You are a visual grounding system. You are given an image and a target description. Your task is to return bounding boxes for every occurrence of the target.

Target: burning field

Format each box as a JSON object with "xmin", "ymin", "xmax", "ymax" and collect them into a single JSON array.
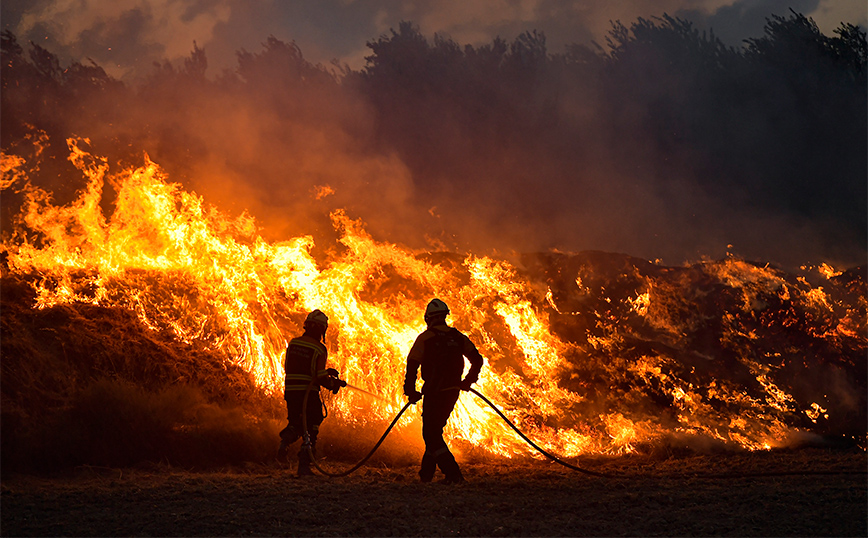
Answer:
[
  {"xmin": 1, "ymin": 139, "xmax": 865, "ymax": 472},
  {"xmin": 1, "ymin": 11, "xmax": 867, "ymax": 536}
]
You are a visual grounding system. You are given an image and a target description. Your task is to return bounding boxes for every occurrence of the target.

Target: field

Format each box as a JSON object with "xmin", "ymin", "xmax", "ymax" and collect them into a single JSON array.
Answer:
[{"xmin": 2, "ymin": 448, "xmax": 865, "ymax": 537}]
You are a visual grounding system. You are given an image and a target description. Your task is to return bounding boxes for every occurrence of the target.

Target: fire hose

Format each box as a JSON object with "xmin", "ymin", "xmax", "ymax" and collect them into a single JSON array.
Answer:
[
  {"xmin": 298, "ymin": 381, "xmax": 613, "ymax": 478},
  {"xmin": 467, "ymin": 388, "xmax": 614, "ymax": 478},
  {"xmin": 300, "ymin": 379, "xmax": 413, "ymax": 478},
  {"xmin": 298, "ymin": 383, "xmax": 868, "ymax": 480}
]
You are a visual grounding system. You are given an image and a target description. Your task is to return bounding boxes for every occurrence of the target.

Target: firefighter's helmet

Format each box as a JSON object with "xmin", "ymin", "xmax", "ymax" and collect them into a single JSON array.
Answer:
[
  {"xmin": 424, "ymin": 298, "xmax": 450, "ymax": 322},
  {"xmin": 304, "ymin": 309, "xmax": 329, "ymax": 331}
]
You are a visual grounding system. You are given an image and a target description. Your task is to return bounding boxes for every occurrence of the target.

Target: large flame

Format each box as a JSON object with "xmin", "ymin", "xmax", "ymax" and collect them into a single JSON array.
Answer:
[{"xmin": 2, "ymin": 139, "xmax": 864, "ymax": 458}]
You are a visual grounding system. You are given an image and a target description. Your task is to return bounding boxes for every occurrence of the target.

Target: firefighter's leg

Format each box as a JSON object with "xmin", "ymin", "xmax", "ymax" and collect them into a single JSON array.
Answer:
[
  {"xmin": 421, "ymin": 390, "xmax": 463, "ymax": 482},
  {"xmin": 297, "ymin": 393, "xmax": 324, "ymax": 476},
  {"xmin": 296, "ymin": 426, "xmax": 316, "ymax": 476},
  {"xmin": 278, "ymin": 397, "xmax": 303, "ymax": 460}
]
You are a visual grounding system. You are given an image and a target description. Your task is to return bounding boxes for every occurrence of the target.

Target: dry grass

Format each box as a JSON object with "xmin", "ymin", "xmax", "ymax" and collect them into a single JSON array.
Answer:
[
  {"xmin": 1, "ymin": 275, "xmax": 282, "ymax": 473},
  {"xmin": 1, "ymin": 449, "xmax": 865, "ymax": 537}
]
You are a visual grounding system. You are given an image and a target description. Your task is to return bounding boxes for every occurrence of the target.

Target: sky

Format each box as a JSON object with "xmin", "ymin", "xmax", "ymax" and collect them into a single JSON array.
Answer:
[{"xmin": 3, "ymin": 0, "xmax": 866, "ymax": 81}]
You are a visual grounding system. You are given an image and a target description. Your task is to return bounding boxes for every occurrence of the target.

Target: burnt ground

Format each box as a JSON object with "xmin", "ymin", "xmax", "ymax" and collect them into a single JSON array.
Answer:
[{"xmin": 1, "ymin": 448, "xmax": 865, "ymax": 537}]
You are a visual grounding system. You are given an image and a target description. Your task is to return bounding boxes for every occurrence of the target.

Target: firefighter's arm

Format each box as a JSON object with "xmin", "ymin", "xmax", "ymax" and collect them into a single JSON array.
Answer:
[
  {"xmin": 403, "ymin": 334, "xmax": 425, "ymax": 403},
  {"xmin": 316, "ymin": 352, "xmax": 346, "ymax": 394},
  {"xmin": 459, "ymin": 337, "xmax": 484, "ymax": 390},
  {"xmin": 404, "ymin": 360, "xmax": 422, "ymax": 403}
]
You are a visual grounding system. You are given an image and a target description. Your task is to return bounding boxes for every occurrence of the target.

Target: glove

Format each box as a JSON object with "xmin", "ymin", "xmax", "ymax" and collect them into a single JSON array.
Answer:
[
  {"xmin": 459, "ymin": 378, "xmax": 475, "ymax": 391},
  {"xmin": 322, "ymin": 370, "xmax": 346, "ymax": 394},
  {"xmin": 406, "ymin": 390, "xmax": 422, "ymax": 404},
  {"xmin": 403, "ymin": 381, "xmax": 416, "ymax": 396},
  {"xmin": 331, "ymin": 378, "xmax": 347, "ymax": 394}
]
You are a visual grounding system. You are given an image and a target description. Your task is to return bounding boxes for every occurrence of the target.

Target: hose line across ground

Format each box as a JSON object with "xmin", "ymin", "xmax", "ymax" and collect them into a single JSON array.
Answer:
[
  {"xmin": 468, "ymin": 388, "xmax": 615, "ymax": 478},
  {"xmin": 299, "ymin": 383, "xmax": 612, "ymax": 478},
  {"xmin": 299, "ymin": 385, "xmax": 865, "ymax": 480}
]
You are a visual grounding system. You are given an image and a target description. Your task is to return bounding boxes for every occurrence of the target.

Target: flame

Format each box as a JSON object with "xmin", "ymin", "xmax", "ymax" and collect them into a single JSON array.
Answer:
[
  {"xmin": 312, "ymin": 185, "xmax": 334, "ymax": 200},
  {"xmin": 1, "ymin": 139, "xmax": 864, "ymax": 458},
  {"xmin": 817, "ymin": 263, "xmax": 843, "ymax": 279}
]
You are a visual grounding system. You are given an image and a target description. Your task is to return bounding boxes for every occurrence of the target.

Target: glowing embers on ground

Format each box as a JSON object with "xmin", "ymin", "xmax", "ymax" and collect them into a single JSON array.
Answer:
[{"xmin": 2, "ymin": 139, "xmax": 865, "ymax": 458}]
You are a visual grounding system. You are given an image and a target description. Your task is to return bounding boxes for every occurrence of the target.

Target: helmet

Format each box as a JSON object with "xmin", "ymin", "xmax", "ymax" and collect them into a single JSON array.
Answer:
[
  {"xmin": 424, "ymin": 298, "xmax": 450, "ymax": 322},
  {"xmin": 304, "ymin": 309, "xmax": 329, "ymax": 330}
]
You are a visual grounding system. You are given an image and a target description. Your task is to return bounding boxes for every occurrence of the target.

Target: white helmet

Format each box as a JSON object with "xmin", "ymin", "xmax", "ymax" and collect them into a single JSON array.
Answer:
[
  {"xmin": 424, "ymin": 298, "xmax": 450, "ymax": 322},
  {"xmin": 304, "ymin": 309, "xmax": 329, "ymax": 330}
]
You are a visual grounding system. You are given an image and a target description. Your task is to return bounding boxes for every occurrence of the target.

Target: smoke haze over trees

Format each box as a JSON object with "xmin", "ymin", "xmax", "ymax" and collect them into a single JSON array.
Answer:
[{"xmin": 2, "ymin": 11, "xmax": 866, "ymax": 269}]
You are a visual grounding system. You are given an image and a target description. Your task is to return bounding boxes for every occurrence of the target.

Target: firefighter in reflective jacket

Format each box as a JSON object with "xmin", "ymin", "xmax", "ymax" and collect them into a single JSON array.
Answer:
[
  {"xmin": 404, "ymin": 299, "xmax": 484, "ymax": 483},
  {"xmin": 278, "ymin": 309, "xmax": 345, "ymax": 476}
]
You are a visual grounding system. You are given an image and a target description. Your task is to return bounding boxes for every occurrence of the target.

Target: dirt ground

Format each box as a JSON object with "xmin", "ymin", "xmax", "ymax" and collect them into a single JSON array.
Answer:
[{"xmin": 1, "ymin": 448, "xmax": 865, "ymax": 537}]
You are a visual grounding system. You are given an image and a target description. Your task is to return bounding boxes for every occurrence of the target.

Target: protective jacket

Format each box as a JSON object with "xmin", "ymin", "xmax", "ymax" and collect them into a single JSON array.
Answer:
[
  {"xmin": 404, "ymin": 323, "xmax": 483, "ymax": 395},
  {"xmin": 285, "ymin": 334, "xmax": 329, "ymax": 397}
]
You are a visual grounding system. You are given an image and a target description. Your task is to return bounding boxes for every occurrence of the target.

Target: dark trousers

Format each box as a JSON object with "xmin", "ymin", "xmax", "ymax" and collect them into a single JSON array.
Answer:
[
  {"xmin": 279, "ymin": 390, "xmax": 324, "ymax": 462},
  {"xmin": 420, "ymin": 389, "xmax": 462, "ymax": 481}
]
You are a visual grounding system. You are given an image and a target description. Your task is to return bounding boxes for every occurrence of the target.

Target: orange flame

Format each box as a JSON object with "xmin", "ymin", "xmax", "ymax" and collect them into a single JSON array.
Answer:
[{"xmin": 2, "ymin": 139, "xmax": 862, "ymax": 457}]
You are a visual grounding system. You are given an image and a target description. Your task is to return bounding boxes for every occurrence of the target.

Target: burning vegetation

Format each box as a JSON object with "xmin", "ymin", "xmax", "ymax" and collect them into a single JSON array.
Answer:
[
  {"xmin": 1, "ymin": 12, "xmax": 866, "ymax": 472},
  {"xmin": 1, "ymin": 138, "xmax": 864, "ymax": 472}
]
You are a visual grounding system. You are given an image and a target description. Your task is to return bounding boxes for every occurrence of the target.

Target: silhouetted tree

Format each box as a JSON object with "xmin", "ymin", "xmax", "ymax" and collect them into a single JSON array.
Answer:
[
  {"xmin": 829, "ymin": 23, "xmax": 867, "ymax": 78},
  {"xmin": 184, "ymin": 41, "xmax": 208, "ymax": 80}
]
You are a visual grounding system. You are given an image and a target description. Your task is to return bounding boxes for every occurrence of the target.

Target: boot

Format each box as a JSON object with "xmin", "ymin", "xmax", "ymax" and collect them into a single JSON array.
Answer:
[
  {"xmin": 297, "ymin": 444, "xmax": 314, "ymax": 477},
  {"xmin": 297, "ymin": 461, "xmax": 314, "ymax": 476},
  {"xmin": 440, "ymin": 469, "xmax": 465, "ymax": 484},
  {"xmin": 436, "ymin": 450, "xmax": 464, "ymax": 484},
  {"xmin": 419, "ymin": 452, "xmax": 436, "ymax": 483}
]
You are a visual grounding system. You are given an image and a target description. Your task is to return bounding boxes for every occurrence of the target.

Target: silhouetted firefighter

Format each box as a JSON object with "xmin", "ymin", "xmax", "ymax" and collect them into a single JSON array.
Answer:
[
  {"xmin": 278, "ymin": 309, "xmax": 346, "ymax": 476},
  {"xmin": 404, "ymin": 299, "xmax": 485, "ymax": 483}
]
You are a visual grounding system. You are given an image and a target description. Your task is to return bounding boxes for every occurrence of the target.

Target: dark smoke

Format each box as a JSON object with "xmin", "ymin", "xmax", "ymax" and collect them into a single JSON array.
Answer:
[{"xmin": 1, "ymin": 11, "xmax": 866, "ymax": 270}]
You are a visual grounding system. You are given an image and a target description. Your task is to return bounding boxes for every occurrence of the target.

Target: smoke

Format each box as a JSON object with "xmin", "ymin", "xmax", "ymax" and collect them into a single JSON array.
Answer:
[
  {"xmin": 2, "ymin": 8, "xmax": 866, "ymax": 270},
  {"xmin": 123, "ymin": 76, "xmax": 421, "ymax": 247},
  {"xmin": 6, "ymin": 0, "xmax": 233, "ymax": 80}
]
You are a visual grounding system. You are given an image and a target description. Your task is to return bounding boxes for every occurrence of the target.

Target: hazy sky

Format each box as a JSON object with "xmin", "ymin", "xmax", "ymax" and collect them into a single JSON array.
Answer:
[{"xmin": 3, "ymin": 0, "xmax": 865, "ymax": 81}]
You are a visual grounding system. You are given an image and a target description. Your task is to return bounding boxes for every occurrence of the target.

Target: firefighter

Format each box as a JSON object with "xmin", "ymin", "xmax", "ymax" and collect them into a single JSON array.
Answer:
[
  {"xmin": 404, "ymin": 298, "xmax": 484, "ymax": 483},
  {"xmin": 278, "ymin": 309, "xmax": 345, "ymax": 476}
]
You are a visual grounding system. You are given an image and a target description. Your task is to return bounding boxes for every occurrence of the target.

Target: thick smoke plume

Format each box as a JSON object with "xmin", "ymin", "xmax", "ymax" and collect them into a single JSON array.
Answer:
[{"xmin": 2, "ymin": 12, "xmax": 865, "ymax": 270}]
